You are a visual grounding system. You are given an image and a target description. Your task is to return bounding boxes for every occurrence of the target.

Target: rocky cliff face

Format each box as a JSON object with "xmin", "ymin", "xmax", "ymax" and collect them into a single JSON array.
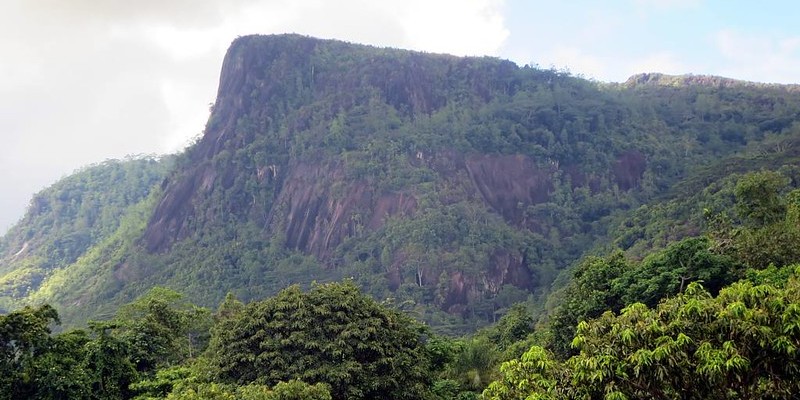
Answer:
[
  {"xmin": 144, "ymin": 35, "xmax": 551, "ymax": 253},
  {"xmin": 625, "ymin": 72, "xmax": 800, "ymax": 92},
  {"xmin": 41, "ymin": 33, "xmax": 774, "ymax": 331},
  {"xmin": 144, "ymin": 35, "xmax": 520, "ymax": 253},
  {"xmin": 267, "ymin": 161, "xmax": 418, "ymax": 258},
  {"xmin": 9, "ymin": 34, "xmax": 800, "ymax": 330},
  {"xmin": 465, "ymin": 153, "xmax": 554, "ymax": 224},
  {"xmin": 134, "ymin": 35, "xmax": 657, "ymax": 321}
]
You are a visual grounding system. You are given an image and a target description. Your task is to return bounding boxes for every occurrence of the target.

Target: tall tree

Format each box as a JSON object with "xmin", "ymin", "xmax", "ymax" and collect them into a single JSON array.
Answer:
[
  {"xmin": 734, "ymin": 170, "xmax": 787, "ymax": 227},
  {"xmin": 0, "ymin": 305, "xmax": 60, "ymax": 398},
  {"xmin": 113, "ymin": 287, "xmax": 211, "ymax": 372},
  {"xmin": 486, "ymin": 274, "xmax": 800, "ymax": 399},
  {"xmin": 207, "ymin": 281, "xmax": 435, "ymax": 400}
]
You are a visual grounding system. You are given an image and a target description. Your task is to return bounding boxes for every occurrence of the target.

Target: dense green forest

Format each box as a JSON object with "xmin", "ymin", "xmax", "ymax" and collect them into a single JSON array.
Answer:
[
  {"xmin": 3, "ymin": 34, "xmax": 800, "ymax": 398},
  {"xmin": 0, "ymin": 157, "xmax": 172, "ymax": 314},
  {"xmin": 4, "ymin": 35, "xmax": 800, "ymax": 333},
  {"xmin": 4, "ymin": 174, "xmax": 800, "ymax": 398}
]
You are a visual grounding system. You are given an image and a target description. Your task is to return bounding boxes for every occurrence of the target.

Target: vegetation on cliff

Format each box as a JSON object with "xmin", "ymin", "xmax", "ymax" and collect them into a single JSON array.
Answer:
[
  {"xmin": 0, "ymin": 30, "xmax": 800, "ymax": 368},
  {"xmin": 0, "ymin": 157, "xmax": 171, "ymax": 314},
  {"xmin": 3, "ymin": 169, "xmax": 800, "ymax": 399},
  {"xmin": 2, "ymin": 34, "xmax": 800, "ymax": 340}
]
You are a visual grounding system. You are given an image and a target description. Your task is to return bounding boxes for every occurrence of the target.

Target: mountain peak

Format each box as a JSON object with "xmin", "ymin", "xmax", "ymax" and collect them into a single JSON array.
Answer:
[
  {"xmin": 6, "ymin": 36, "xmax": 800, "ymax": 332},
  {"xmin": 624, "ymin": 72, "xmax": 800, "ymax": 91}
]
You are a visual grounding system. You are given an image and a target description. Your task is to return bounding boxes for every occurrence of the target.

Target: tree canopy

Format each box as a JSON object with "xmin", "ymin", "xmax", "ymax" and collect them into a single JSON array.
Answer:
[
  {"xmin": 486, "ymin": 268, "xmax": 800, "ymax": 399},
  {"xmin": 207, "ymin": 281, "xmax": 435, "ymax": 400}
]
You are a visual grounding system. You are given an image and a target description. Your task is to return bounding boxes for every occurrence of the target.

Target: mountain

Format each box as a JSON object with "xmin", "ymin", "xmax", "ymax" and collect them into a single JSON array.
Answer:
[
  {"xmin": 0, "ymin": 158, "xmax": 171, "ymax": 314},
  {"xmin": 2, "ymin": 34, "xmax": 800, "ymax": 332}
]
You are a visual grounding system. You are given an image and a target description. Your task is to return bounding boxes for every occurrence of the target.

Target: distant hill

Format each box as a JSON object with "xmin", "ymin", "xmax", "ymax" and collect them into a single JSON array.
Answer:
[
  {"xmin": 2, "ymin": 34, "xmax": 800, "ymax": 332},
  {"xmin": 0, "ymin": 157, "xmax": 171, "ymax": 314}
]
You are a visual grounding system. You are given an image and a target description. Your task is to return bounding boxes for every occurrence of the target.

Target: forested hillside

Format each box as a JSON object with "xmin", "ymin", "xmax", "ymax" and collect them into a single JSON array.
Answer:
[
  {"xmin": 0, "ymin": 157, "xmax": 172, "ymax": 315},
  {"xmin": 2, "ymin": 34, "xmax": 800, "ymax": 336},
  {"xmin": 484, "ymin": 169, "xmax": 800, "ymax": 399},
  {"xmin": 5, "ymin": 198, "xmax": 800, "ymax": 399}
]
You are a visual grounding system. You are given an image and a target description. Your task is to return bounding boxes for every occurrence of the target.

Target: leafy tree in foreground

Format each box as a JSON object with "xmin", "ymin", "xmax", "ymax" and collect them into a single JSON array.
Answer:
[
  {"xmin": 710, "ymin": 171, "xmax": 800, "ymax": 269},
  {"xmin": 84, "ymin": 322, "xmax": 138, "ymax": 399},
  {"xmin": 164, "ymin": 380, "xmax": 331, "ymax": 400},
  {"xmin": 485, "ymin": 269, "xmax": 800, "ymax": 399},
  {"xmin": 258, "ymin": 380, "xmax": 332, "ymax": 400},
  {"xmin": 207, "ymin": 281, "xmax": 434, "ymax": 400},
  {"xmin": 548, "ymin": 237, "xmax": 742, "ymax": 359},
  {"xmin": 442, "ymin": 337, "xmax": 499, "ymax": 393},
  {"xmin": 617, "ymin": 236, "xmax": 741, "ymax": 307},
  {"xmin": 113, "ymin": 287, "xmax": 211, "ymax": 372},
  {"xmin": 0, "ymin": 306, "xmax": 136, "ymax": 400},
  {"xmin": 547, "ymin": 252, "xmax": 630, "ymax": 358},
  {"xmin": 0, "ymin": 287, "xmax": 215, "ymax": 400},
  {"xmin": 0, "ymin": 304, "xmax": 61, "ymax": 398}
]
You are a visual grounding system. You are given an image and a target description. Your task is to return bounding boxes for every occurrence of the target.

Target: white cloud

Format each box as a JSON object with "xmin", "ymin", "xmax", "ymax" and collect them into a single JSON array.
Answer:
[
  {"xmin": 631, "ymin": 0, "xmax": 701, "ymax": 12},
  {"xmin": 397, "ymin": 0, "xmax": 509, "ymax": 56},
  {"xmin": 712, "ymin": 29, "xmax": 800, "ymax": 83},
  {"xmin": 544, "ymin": 47, "xmax": 608, "ymax": 79},
  {"xmin": 627, "ymin": 51, "xmax": 690, "ymax": 77}
]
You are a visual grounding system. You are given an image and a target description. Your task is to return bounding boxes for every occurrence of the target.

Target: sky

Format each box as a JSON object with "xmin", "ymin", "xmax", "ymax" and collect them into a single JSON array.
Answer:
[{"xmin": 1, "ymin": 0, "xmax": 800, "ymax": 233}]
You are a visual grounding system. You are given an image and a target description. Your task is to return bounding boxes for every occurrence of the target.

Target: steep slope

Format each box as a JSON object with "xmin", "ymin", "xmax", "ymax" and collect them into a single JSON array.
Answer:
[
  {"xmin": 4, "ymin": 34, "xmax": 800, "ymax": 331},
  {"xmin": 0, "ymin": 157, "xmax": 171, "ymax": 313},
  {"xmin": 604, "ymin": 134, "xmax": 800, "ymax": 259}
]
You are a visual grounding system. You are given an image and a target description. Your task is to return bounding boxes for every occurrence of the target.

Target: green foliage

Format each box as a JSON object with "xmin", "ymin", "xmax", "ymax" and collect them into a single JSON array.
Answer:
[
  {"xmin": 131, "ymin": 366, "xmax": 193, "ymax": 399},
  {"xmin": 207, "ymin": 281, "xmax": 434, "ymax": 400},
  {"xmin": 423, "ymin": 305, "xmax": 539, "ymax": 397},
  {"xmin": 0, "ymin": 157, "xmax": 171, "ymax": 309},
  {"xmin": 165, "ymin": 380, "xmax": 331, "ymax": 400},
  {"xmin": 441, "ymin": 337, "xmax": 499, "ymax": 392},
  {"xmin": 113, "ymin": 287, "xmax": 212, "ymax": 372},
  {"xmin": 260, "ymin": 380, "xmax": 332, "ymax": 400},
  {"xmin": 32, "ymin": 329, "xmax": 93, "ymax": 399},
  {"xmin": 483, "ymin": 346, "xmax": 562, "ymax": 400},
  {"xmin": 84, "ymin": 322, "xmax": 139, "ymax": 399},
  {"xmin": 548, "ymin": 237, "xmax": 742, "ymax": 358},
  {"xmin": 0, "ymin": 304, "xmax": 61, "ymax": 398},
  {"xmin": 7, "ymin": 35, "xmax": 800, "ymax": 336},
  {"xmin": 430, "ymin": 379, "xmax": 480, "ymax": 400},
  {"xmin": 709, "ymin": 171, "xmax": 800, "ymax": 269},
  {"xmin": 745, "ymin": 264, "xmax": 799, "ymax": 287},
  {"xmin": 165, "ymin": 382, "xmax": 238, "ymax": 400},
  {"xmin": 0, "ymin": 285, "xmax": 222, "ymax": 400},
  {"xmin": 734, "ymin": 170, "xmax": 788, "ymax": 227},
  {"xmin": 335, "ymin": 199, "xmax": 542, "ymax": 333},
  {"xmin": 483, "ymin": 304, "xmax": 536, "ymax": 352},
  {"xmin": 548, "ymin": 252, "xmax": 630, "ymax": 358},
  {"xmin": 25, "ymin": 186, "xmax": 167, "ymax": 326},
  {"xmin": 487, "ymin": 271, "xmax": 800, "ymax": 399},
  {"xmin": 618, "ymin": 237, "xmax": 741, "ymax": 305},
  {"xmin": 605, "ymin": 139, "xmax": 800, "ymax": 260},
  {"xmin": 0, "ymin": 306, "xmax": 137, "ymax": 400}
]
